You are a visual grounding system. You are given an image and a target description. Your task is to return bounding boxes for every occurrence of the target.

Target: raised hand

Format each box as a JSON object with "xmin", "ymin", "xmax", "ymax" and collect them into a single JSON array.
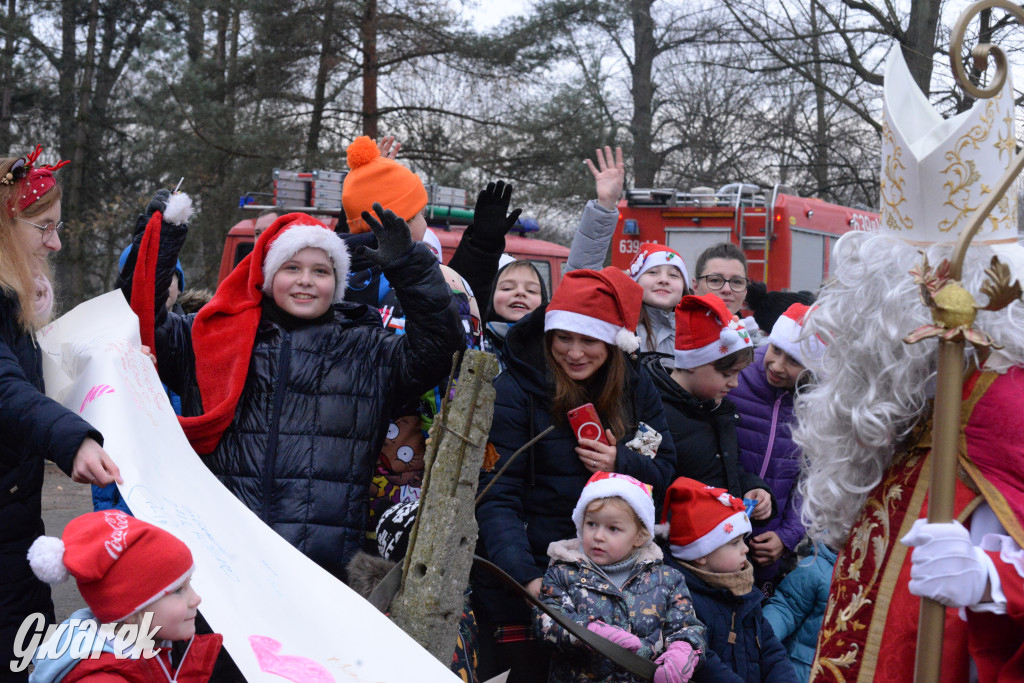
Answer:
[
  {"xmin": 359, "ymin": 202, "xmax": 415, "ymax": 267},
  {"xmin": 585, "ymin": 146, "xmax": 625, "ymax": 211},
  {"xmin": 471, "ymin": 180, "xmax": 523, "ymax": 252}
]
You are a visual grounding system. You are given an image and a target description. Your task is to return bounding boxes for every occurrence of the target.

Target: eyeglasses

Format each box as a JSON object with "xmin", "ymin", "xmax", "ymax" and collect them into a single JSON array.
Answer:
[
  {"xmin": 697, "ymin": 274, "xmax": 748, "ymax": 292},
  {"xmin": 20, "ymin": 218, "xmax": 64, "ymax": 242}
]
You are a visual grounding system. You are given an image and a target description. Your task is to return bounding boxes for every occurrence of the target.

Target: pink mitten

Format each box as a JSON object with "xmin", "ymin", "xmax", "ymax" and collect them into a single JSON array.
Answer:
[
  {"xmin": 654, "ymin": 641, "xmax": 699, "ymax": 683},
  {"xmin": 586, "ymin": 621, "xmax": 642, "ymax": 652}
]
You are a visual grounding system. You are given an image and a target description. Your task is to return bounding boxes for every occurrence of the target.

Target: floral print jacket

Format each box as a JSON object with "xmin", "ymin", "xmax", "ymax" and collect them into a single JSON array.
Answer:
[{"xmin": 534, "ymin": 539, "xmax": 706, "ymax": 682}]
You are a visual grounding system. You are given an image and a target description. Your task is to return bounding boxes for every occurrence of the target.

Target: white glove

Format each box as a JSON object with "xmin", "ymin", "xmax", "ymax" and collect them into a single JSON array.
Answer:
[{"xmin": 900, "ymin": 519, "xmax": 992, "ymax": 608}]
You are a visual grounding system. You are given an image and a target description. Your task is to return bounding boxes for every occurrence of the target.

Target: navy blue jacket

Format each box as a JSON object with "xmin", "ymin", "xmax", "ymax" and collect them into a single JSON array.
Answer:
[
  {"xmin": 0, "ymin": 290, "xmax": 101, "ymax": 661},
  {"xmin": 667, "ymin": 558, "xmax": 798, "ymax": 683},
  {"xmin": 475, "ymin": 305, "xmax": 677, "ymax": 623}
]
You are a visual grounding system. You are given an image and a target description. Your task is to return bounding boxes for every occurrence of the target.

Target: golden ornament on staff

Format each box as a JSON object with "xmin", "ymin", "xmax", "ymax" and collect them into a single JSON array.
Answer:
[{"xmin": 906, "ymin": 2, "xmax": 1024, "ymax": 681}]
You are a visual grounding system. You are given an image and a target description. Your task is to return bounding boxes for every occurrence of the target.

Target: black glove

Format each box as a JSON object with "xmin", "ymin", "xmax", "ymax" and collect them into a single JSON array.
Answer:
[
  {"xmin": 471, "ymin": 180, "xmax": 522, "ymax": 252},
  {"xmin": 358, "ymin": 203, "xmax": 415, "ymax": 267},
  {"xmin": 132, "ymin": 189, "xmax": 171, "ymax": 239}
]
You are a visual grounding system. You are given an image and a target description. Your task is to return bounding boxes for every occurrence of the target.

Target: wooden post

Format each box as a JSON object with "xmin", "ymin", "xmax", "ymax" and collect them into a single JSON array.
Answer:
[{"xmin": 389, "ymin": 350, "xmax": 500, "ymax": 664}]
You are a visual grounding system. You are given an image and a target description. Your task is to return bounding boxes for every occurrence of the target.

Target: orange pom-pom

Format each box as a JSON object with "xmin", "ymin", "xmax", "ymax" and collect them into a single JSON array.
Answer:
[{"xmin": 346, "ymin": 136, "xmax": 380, "ymax": 170}]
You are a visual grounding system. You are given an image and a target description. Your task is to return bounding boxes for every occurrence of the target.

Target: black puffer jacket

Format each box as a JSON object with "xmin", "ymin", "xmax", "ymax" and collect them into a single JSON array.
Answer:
[
  {"xmin": 0, "ymin": 290, "xmax": 101, "ymax": 664},
  {"xmin": 133, "ymin": 236, "xmax": 463, "ymax": 580},
  {"xmin": 474, "ymin": 305, "xmax": 677, "ymax": 623},
  {"xmin": 644, "ymin": 355, "xmax": 771, "ymax": 503}
]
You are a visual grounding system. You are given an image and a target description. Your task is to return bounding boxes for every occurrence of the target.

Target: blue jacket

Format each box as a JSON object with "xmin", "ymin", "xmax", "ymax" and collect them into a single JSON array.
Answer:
[
  {"xmin": 666, "ymin": 557, "xmax": 798, "ymax": 683},
  {"xmin": 475, "ymin": 305, "xmax": 677, "ymax": 623},
  {"xmin": 729, "ymin": 346, "xmax": 804, "ymax": 553},
  {"xmin": 535, "ymin": 539, "xmax": 705, "ymax": 682},
  {"xmin": 0, "ymin": 291, "xmax": 101, "ymax": 657},
  {"xmin": 762, "ymin": 545, "xmax": 837, "ymax": 683}
]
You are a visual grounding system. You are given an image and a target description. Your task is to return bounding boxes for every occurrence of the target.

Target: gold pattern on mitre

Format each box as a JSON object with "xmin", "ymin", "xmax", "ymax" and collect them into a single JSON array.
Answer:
[{"xmin": 879, "ymin": 51, "xmax": 1018, "ymax": 246}]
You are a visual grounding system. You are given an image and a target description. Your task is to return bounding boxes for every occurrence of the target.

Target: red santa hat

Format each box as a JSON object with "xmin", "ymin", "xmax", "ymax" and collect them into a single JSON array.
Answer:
[
  {"xmin": 572, "ymin": 472, "xmax": 656, "ymax": 537},
  {"xmin": 261, "ymin": 220, "xmax": 350, "ymax": 303},
  {"xmin": 663, "ymin": 477, "xmax": 751, "ymax": 561},
  {"xmin": 768, "ymin": 303, "xmax": 824, "ymax": 367},
  {"xmin": 27, "ymin": 511, "xmax": 194, "ymax": 623},
  {"xmin": 628, "ymin": 243, "xmax": 688, "ymax": 285},
  {"xmin": 673, "ymin": 293, "xmax": 753, "ymax": 369},
  {"xmin": 545, "ymin": 267, "xmax": 643, "ymax": 353}
]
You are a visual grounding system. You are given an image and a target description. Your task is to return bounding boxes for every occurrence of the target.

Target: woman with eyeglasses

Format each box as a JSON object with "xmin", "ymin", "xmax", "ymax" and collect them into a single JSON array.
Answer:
[
  {"xmin": 0, "ymin": 148, "xmax": 122, "ymax": 679},
  {"xmin": 692, "ymin": 242, "xmax": 749, "ymax": 315}
]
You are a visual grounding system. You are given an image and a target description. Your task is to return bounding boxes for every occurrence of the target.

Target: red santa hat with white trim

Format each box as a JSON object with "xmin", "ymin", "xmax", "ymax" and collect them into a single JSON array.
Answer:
[
  {"xmin": 572, "ymin": 472, "xmax": 656, "ymax": 538},
  {"xmin": 768, "ymin": 303, "xmax": 824, "ymax": 368},
  {"xmin": 544, "ymin": 267, "xmax": 643, "ymax": 353},
  {"xmin": 628, "ymin": 243, "xmax": 689, "ymax": 284},
  {"xmin": 673, "ymin": 293, "xmax": 753, "ymax": 369},
  {"xmin": 663, "ymin": 477, "xmax": 751, "ymax": 561},
  {"xmin": 26, "ymin": 511, "xmax": 194, "ymax": 623},
  {"xmin": 261, "ymin": 219, "xmax": 350, "ymax": 304}
]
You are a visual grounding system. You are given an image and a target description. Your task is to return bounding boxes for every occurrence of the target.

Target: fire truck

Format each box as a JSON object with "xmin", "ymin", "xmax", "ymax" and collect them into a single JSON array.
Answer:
[
  {"xmin": 221, "ymin": 170, "xmax": 569, "ymax": 293},
  {"xmin": 610, "ymin": 183, "xmax": 880, "ymax": 292}
]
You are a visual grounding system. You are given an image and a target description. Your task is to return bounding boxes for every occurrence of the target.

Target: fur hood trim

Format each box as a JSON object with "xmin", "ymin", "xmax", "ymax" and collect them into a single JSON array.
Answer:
[{"xmin": 546, "ymin": 537, "xmax": 662, "ymax": 565}]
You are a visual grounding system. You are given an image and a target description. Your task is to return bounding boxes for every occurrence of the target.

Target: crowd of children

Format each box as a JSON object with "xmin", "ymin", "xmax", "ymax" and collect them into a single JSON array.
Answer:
[{"xmin": 4, "ymin": 139, "xmax": 833, "ymax": 683}]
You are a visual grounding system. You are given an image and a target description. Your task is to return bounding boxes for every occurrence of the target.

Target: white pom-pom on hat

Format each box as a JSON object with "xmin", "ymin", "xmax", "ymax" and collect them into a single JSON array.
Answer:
[
  {"xmin": 163, "ymin": 192, "xmax": 193, "ymax": 226},
  {"xmin": 27, "ymin": 536, "xmax": 69, "ymax": 584},
  {"xmin": 615, "ymin": 327, "xmax": 641, "ymax": 353}
]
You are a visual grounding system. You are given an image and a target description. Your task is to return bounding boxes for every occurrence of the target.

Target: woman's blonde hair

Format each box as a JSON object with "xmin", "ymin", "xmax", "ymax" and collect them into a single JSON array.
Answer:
[
  {"xmin": 544, "ymin": 331, "xmax": 629, "ymax": 440},
  {"xmin": 0, "ymin": 156, "xmax": 61, "ymax": 331}
]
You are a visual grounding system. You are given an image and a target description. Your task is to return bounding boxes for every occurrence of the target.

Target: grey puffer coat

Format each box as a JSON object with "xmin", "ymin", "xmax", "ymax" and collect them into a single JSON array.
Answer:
[{"xmin": 535, "ymin": 539, "xmax": 706, "ymax": 682}]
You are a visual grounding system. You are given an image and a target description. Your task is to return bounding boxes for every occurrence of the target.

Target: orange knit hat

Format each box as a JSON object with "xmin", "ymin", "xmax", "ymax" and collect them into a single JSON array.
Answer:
[{"xmin": 341, "ymin": 136, "xmax": 428, "ymax": 234}]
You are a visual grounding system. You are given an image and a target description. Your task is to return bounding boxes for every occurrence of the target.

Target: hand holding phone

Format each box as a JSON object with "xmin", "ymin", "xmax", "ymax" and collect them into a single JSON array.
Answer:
[{"xmin": 567, "ymin": 403, "xmax": 610, "ymax": 446}]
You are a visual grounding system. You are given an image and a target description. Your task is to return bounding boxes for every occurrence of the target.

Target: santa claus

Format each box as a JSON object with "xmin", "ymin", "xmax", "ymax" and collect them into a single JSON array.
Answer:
[{"xmin": 794, "ymin": 50, "xmax": 1024, "ymax": 681}]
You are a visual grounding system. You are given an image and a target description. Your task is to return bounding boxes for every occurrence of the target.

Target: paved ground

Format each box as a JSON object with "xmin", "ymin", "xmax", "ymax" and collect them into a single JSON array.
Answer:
[{"xmin": 40, "ymin": 461, "xmax": 91, "ymax": 621}]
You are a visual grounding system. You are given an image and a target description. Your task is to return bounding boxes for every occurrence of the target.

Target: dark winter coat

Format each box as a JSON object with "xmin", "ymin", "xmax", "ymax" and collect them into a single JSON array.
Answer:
[
  {"xmin": 729, "ymin": 346, "xmax": 805, "ymax": 553},
  {"xmin": 643, "ymin": 355, "xmax": 771, "ymax": 502},
  {"xmin": 474, "ymin": 306, "xmax": 677, "ymax": 624},
  {"xmin": 666, "ymin": 558, "xmax": 798, "ymax": 683},
  {"xmin": 762, "ymin": 545, "xmax": 837, "ymax": 683},
  {"xmin": 0, "ymin": 290, "xmax": 102, "ymax": 668},
  {"xmin": 125, "ymin": 222, "xmax": 463, "ymax": 581},
  {"xmin": 535, "ymin": 539, "xmax": 705, "ymax": 682}
]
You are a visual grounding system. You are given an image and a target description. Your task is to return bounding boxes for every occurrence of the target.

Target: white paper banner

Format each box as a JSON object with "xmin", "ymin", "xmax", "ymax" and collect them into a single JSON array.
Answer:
[{"xmin": 38, "ymin": 291, "xmax": 458, "ymax": 682}]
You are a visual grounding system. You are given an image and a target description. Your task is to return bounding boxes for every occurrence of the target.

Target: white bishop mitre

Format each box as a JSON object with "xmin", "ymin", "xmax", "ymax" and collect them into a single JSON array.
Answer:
[{"xmin": 880, "ymin": 50, "xmax": 1023, "ymax": 272}]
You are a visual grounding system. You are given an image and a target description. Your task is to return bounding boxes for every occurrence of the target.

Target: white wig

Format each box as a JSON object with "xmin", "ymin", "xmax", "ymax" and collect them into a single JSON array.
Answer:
[{"xmin": 793, "ymin": 230, "xmax": 1024, "ymax": 548}]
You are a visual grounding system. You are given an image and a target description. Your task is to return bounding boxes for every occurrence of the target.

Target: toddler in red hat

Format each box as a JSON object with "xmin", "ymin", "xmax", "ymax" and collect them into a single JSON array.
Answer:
[
  {"xmin": 23, "ymin": 511, "xmax": 221, "ymax": 682},
  {"xmin": 661, "ymin": 478, "xmax": 797, "ymax": 682},
  {"xmin": 627, "ymin": 243, "xmax": 690, "ymax": 357},
  {"xmin": 643, "ymin": 292, "xmax": 775, "ymax": 518},
  {"xmin": 534, "ymin": 472, "xmax": 704, "ymax": 683}
]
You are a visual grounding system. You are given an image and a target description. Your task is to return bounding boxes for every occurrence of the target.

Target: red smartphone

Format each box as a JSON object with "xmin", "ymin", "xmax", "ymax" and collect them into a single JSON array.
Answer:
[{"xmin": 567, "ymin": 403, "xmax": 610, "ymax": 445}]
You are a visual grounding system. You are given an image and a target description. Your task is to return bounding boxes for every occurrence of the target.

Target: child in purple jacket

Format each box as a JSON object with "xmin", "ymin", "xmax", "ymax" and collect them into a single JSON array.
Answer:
[{"xmin": 728, "ymin": 304, "xmax": 822, "ymax": 591}]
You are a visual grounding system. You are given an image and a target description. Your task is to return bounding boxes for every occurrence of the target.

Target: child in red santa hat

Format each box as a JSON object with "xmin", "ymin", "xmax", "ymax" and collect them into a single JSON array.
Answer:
[
  {"xmin": 24, "ymin": 510, "xmax": 221, "ymax": 682},
  {"xmin": 661, "ymin": 478, "xmax": 797, "ymax": 683},
  {"xmin": 627, "ymin": 243, "xmax": 690, "ymax": 357},
  {"xmin": 534, "ymin": 471, "xmax": 705, "ymax": 683}
]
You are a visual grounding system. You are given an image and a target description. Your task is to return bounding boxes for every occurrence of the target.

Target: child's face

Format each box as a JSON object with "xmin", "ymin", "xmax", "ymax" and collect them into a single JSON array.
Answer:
[
  {"xmin": 694, "ymin": 258, "xmax": 747, "ymax": 314},
  {"xmin": 698, "ymin": 535, "xmax": 749, "ymax": 573},
  {"xmin": 492, "ymin": 265, "xmax": 542, "ymax": 321},
  {"xmin": 671, "ymin": 360, "xmax": 747, "ymax": 403},
  {"xmin": 637, "ymin": 265, "xmax": 685, "ymax": 310},
  {"xmin": 581, "ymin": 499, "xmax": 646, "ymax": 566},
  {"xmin": 145, "ymin": 576, "xmax": 201, "ymax": 641},
  {"xmin": 271, "ymin": 247, "xmax": 335, "ymax": 319},
  {"xmin": 764, "ymin": 343, "xmax": 804, "ymax": 390}
]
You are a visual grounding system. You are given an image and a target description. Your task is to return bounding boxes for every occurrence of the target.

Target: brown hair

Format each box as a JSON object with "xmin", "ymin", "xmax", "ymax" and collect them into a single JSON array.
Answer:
[
  {"xmin": 545, "ymin": 331, "xmax": 629, "ymax": 439},
  {"xmin": 0, "ymin": 157, "xmax": 61, "ymax": 331},
  {"xmin": 695, "ymin": 242, "xmax": 747, "ymax": 279},
  {"xmin": 711, "ymin": 346, "xmax": 754, "ymax": 373}
]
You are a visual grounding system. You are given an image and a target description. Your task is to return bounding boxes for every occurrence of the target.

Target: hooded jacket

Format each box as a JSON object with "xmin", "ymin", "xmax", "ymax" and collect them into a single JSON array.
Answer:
[
  {"xmin": 643, "ymin": 355, "xmax": 771, "ymax": 502},
  {"xmin": 481, "ymin": 260, "xmax": 550, "ymax": 368},
  {"xmin": 0, "ymin": 291, "xmax": 102, "ymax": 669},
  {"xmin": 729, "ymin": 346, "xmax": 805, "ymax": 556},
  {"xmin": 29, "ymin": 608, "xmax": 221, "ymax": 683},
  {"xmin": 535, "ymin": 539, "xmax": 705, "ymax": 682},
  {"xmin": 475, "ymin": 305, "xmax": 677, "ymax": 623}
]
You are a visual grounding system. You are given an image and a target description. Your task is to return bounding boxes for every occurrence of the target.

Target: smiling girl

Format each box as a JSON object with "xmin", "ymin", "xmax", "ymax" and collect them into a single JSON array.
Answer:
[
  {"xmin": 481, "ymin": 259, "xmax": 548, "ymax": 367},
  {"xmin": 475, "ymin": 267, "xmax": 676, "ymax": 682},
  {"xmin": 627, "ymin": 244, "xmax": 689, "ymax": 357}
]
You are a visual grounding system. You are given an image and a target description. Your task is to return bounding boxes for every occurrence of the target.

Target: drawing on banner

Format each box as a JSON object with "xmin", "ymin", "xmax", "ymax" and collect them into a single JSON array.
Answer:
[
  {"xmin": 79, "ymin": 384, "xmax": 114, "ymax": 413},
  {"xmin": 250, "ymin": 636, "xmax": 336, "ymax": 683}
]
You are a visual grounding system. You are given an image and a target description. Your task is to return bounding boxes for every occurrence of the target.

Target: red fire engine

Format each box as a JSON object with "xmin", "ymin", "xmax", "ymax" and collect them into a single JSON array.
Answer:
[{"xmin": 610, "ymin": 183, "xmax": 880, "ymax": 292}]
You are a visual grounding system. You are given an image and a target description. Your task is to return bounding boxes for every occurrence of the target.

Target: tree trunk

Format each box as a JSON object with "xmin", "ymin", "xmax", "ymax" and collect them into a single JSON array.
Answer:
[
  {"xmin": 361, "ymin": 0, "xmax": 379, "ymax": 139},
  {"xmin": 810, "ymin": 1, "xmax": 828, "ymax": 197},
  {"xmin": 307, "ymin": 0, "xmax": 336, "ymax": 166},
  {"xmin": 901, "ymin": 0, "xmax": 941, "ymax": 97},
  {"xmin": 390, "ymin": 351, "xmax": 500, "ymax": 664},
  {"xmin": 0, "ymin": 0, "xmax": 14, "ymax": 153},
  {"xmin": 630, "ymin": 0, "xmax": 657, "ymax": 186}
]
